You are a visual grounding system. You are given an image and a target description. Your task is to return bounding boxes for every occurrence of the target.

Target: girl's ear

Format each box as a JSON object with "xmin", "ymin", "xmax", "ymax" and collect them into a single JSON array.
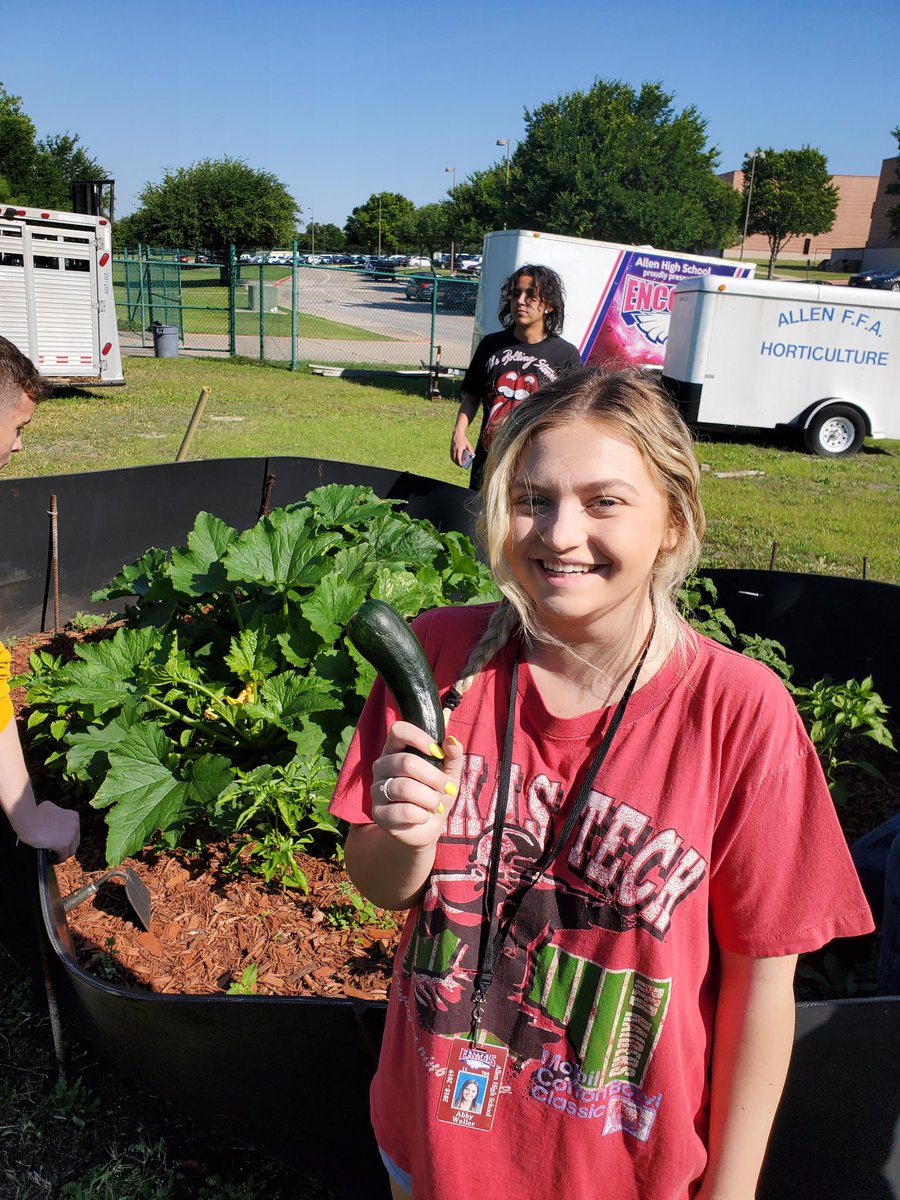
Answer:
[{"xmin": 659, "ymin": 520, "xmax": 679, "ymax": 555}]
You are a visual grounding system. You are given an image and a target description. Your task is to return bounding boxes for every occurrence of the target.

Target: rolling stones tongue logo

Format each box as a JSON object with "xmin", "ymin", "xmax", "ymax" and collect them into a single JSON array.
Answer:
[{"xmin": 483, "ymin": 370, "xmax": 540, "ymax": 444}]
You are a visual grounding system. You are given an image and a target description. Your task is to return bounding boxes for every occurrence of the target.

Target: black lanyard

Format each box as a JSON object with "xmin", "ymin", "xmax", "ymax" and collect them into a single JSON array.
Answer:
[{"xmin": 469, "ymin": 622, "xmax": 655, "ymax": 1040}]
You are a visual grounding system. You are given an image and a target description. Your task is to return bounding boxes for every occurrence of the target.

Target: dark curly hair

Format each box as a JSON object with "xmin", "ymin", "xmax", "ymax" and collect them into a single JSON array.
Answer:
[
  {"xmin": 0, "ymin": 335, "xmax": 49, "ymax": 407},
  {"xmin": 498, "ymin": 264, "xmax": 566, "ymax": 336}
]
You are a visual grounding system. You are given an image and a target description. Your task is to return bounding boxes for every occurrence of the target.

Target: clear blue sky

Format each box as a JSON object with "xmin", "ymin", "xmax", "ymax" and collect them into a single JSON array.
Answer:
[{"xmin": 7, "ymin": 0, "xmax": 898, "ymax": 229}]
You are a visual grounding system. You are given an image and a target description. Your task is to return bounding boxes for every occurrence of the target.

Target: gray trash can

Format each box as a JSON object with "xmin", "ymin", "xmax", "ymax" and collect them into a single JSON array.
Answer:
[{"xmin": 150, "ymin": 322, "xmax": 179, "ymax": 358}]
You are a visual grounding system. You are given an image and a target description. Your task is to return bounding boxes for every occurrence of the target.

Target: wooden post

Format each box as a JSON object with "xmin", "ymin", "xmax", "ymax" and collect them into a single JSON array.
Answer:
[
  {"xmin": 50, "ymin": 493, "xmax": 60, "ymax": 631},
  {"xmin": 175, "ymin": 388, "xmax": 210, "ymax": 462}
]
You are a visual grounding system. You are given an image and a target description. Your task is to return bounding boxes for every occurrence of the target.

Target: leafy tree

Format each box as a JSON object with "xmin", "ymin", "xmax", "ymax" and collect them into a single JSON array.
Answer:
[
  {"xmin": 447, "ymin": 167, "xmax": 507, "ymax": 249},
  {"xmin": 0, "ymin": 83, "xmax": 106, "ymax": 208},
  {"xmin": 299, "ymin": 222, "xmax": 345, "ymax": 253},
  {"xmin": 111, "ymin": 212, "xmax": 147, "ymax": 252},
  {"xmin": 886, "ymin": 126, "xmax": 900, "ymax": 242},
  {"xmin": 743, "ymin": 147, "xmax": 839, "ymax": 278},
  {"xmin": 31, "ymin": 133, "xmax": 107, "ymax": 211},
  {"xmin": 507, "ymin": 79, "xmax": 741, "ymax": 252},
  {"xmin": 125, "ymin": 157, "xmax": 298, "ymax": 272},
  {"xmin": 0, "ymin": 85, "xmax": 37, "ymax": 202},
  {"xmin": 344, "ymin": 192, "xmax": 416, "ymax": 254},
  {"xmin": 413, "ymin": 202, "xmax": 451, "ymax": 258}
]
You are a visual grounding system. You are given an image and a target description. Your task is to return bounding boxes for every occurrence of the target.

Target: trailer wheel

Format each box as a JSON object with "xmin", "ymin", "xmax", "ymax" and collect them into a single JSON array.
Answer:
[{"xmin": 804, "ymin": 405, "xmax": 866, "ymax": 457}]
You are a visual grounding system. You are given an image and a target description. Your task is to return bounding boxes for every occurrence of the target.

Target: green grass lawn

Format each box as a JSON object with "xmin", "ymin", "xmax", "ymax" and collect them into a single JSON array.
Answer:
[
  {"xmin": 7, "ymin": 356, "xmax": 899, "ymax": 584},
  {"xmin": 745, "ymin": 257, "xmax": 851, "ymax": 284},
  {"xmin": 233, "ymin": 308, "xmax": 395, "ymax": 340}
]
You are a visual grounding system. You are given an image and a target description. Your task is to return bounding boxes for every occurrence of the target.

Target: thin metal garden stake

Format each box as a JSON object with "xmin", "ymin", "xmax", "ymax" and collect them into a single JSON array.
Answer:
[
  {"xmin": 32, "ymin": 878, "xmax": 67, "ymax": 1079},
  {"xmin": 258, "ymin": 471, "xmax": 277, "ymax": 519},
  {"xmin": 50, "ymin": 493, "xmax": 60, "ymax": 631},
  {"xmin": 769, "ymin": 541, "xmax": 778, "ymax": 571},
  {"xmin": 175, "ymin": 387, "xmax": 210, "ymax": 462}
]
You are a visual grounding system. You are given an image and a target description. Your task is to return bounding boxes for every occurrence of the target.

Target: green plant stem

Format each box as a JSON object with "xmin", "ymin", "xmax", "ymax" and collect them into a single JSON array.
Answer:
[
  {"xmin": 229, "ymin": 592, "xmax": 245, "ymax": 631},
  {"xmin": 141, "ymin": 693, "xmax": 247, "ymax": 749}
]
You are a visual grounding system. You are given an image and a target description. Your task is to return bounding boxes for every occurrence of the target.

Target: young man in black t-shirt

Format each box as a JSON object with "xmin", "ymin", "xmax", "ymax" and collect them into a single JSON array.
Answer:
[{"xmin": 450, "ymin": 264, "xmax": 582, "ymax": 489}]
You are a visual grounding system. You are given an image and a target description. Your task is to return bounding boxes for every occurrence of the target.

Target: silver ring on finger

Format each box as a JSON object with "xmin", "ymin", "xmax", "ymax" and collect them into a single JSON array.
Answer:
[{"xmin": 379, "ymin": 776, "xmax": 396, "ymax": 801}]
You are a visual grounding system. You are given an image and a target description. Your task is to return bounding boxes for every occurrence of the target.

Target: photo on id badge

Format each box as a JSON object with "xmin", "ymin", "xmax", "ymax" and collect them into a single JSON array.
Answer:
[{"xmin": 435, "ymin": 1038, "xmax": 508, "ymax": 1132}]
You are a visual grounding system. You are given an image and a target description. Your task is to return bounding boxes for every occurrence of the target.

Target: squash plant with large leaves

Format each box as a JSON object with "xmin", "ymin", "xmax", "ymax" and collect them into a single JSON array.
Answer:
[{"xmin": 20, "ymin": 486, "xmax": 497, "ymax": 878}]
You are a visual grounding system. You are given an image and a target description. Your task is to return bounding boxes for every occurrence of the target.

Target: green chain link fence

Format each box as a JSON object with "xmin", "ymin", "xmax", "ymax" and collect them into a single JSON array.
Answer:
[{"xmin": 114, "ymin": 245, "xmax": 479, "ymax": 374}]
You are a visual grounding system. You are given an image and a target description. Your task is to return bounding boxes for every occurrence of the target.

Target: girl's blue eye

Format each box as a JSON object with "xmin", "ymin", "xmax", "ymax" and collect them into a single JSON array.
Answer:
[{"xmin": 513, "ymin": 494, "xmax": 546, "ymax": 512}]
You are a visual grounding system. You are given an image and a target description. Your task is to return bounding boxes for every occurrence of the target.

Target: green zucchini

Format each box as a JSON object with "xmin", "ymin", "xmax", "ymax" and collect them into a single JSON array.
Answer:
[{"xmin": 346, "ymin": 599, "xmax": 445, "ymax": 751}]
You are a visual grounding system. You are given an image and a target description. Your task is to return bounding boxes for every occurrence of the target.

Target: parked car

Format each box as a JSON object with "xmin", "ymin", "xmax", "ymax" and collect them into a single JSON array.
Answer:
[
  {"xmin": 405, "ymin": 256, "xmax": 432, "ymax": 269},
  {"xmin": 405, "ymin": 274, "xmax": 435, "ymax": 302},
  {"xmin": 455, "ymin": 253, "xmax": 482, "ymax": 274},
  {"xmin": 364, "ymin": 257, "xmax": 401, "ymax": 279},
  {"xmin": 441, "ymin": 277, "xmax": 478, "ymax": 312},
  {"xmin": 848, "ymin": 266, "xmax": 900, "ymax": 291},
  {"xmin": 405, "ymin": 274, "xmax": 478, "ymax": 313}
]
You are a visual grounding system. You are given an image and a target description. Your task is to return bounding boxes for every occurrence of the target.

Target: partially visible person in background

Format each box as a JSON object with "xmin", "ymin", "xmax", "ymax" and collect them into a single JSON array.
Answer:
[
  {"xmin": 450, "ymin": 264, "xmax": 582, "ymax": 489},
  {"xmin": 0, "ymin": 336, "xmax": 80, "ymax": 861}
]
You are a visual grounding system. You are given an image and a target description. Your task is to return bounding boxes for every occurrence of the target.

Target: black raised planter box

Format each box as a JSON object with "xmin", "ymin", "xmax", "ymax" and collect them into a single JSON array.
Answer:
[{"xmin": 1, "ymin": 459, "xmax": 898, "ymax": 1198}]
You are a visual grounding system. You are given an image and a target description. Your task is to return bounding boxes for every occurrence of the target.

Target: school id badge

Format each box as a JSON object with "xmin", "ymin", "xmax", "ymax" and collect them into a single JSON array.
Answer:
[{"xmin": 435, "ymin": 1037, "xmax": 508, "ymax": 1132}]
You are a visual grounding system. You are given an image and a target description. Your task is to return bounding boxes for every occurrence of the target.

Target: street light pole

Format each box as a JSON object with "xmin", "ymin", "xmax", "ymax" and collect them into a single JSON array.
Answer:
[
  {"xmin": 496, "ymin": 138, "xmax": 510, "ymax": 229},
  {"xmin": 740, "ymin": 150, "xmax": 765, "ymax": 261},
  {"xmin": 445, "ymin": 167, "xmax": 456, "ymax": 272}
]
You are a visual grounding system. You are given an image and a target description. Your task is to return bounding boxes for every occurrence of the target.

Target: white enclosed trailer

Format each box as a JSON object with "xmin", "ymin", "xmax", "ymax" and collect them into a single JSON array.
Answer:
[
  {"xmin": 0, "ymin": 204, "xmax": 124, "ymax": 385},
  {"xmin": 661, "ymin": 276, "xmax": 900, "ymax": 456},
  {"xmin": 475, "ymin": 228, "xmax": 753, "ymax": 367}
]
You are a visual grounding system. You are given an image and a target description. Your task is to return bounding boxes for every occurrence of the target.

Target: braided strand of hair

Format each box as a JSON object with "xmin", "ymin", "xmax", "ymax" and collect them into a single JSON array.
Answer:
[{"xmin": 442, "ymin": 599, "xmax": 520, "ymax": 726}]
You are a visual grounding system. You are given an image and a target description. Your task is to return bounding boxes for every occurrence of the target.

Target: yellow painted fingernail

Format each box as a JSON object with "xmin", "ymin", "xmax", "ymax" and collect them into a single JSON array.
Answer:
[
  {"xmin": 437, "ymin": 801, "xmax": 445, "ymax": 815},
  {"xmin": 446, "ymin": 735, "xmax": 462, "ymax": 748},
  {"xmin": 429, "ymin": 743, "xmax": 445, "ymax": 760},
  {"xmin": 444, "ymin": 780, "xmax": 457, "ymax": 798}
]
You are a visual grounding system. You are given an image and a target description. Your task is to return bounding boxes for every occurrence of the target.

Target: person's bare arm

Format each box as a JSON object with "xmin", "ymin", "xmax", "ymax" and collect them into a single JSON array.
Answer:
[
  {"xmin": 344, "ymin": 721, "xmax": 463, "ymax": 910},
  {"xmin": 0, "ymin": 718, "xmax": 80, "ymax": 860},
  {"xmin": 695, "ymin": 950, "xmax": 797, "ymax": 1200},
  {"xmin": 450, "ymin": 392, "xmax": 479, "ymax": 466}
]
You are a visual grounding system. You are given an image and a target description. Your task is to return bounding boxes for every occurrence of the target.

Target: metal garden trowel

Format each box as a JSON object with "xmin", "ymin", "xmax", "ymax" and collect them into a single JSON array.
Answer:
[{"xmin": 61, "ymin": 866, "xmax": 152, "ymax": 932}]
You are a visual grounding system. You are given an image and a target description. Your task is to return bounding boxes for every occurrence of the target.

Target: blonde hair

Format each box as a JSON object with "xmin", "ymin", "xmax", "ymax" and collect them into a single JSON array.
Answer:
[{"xmin": 446, "ymin": 367, "xmax": 704, "ymax": 709}]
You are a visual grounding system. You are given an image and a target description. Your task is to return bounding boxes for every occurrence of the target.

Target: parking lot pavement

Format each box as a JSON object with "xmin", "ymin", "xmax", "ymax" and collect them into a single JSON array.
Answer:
[
  {"xmin": 273, "ymin": 269, "xmax": 475, "ymax": 367},
  {"xmin": 119, "ymin": 268, "xmax": 477, "ymax": 369}
]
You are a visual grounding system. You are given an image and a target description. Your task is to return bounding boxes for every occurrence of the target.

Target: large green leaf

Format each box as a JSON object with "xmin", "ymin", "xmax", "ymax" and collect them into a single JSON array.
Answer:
[
  {"xmin": 224, "ymin": 624, "xmax": 279, "ymax": 684},
  {"xmin": 372, "ymin": 566, "xmax": 440, "ymax": 615},
  {"xmin": 224, "ymin": 508, "xmax": 342, "ymax": 590},
  {"xmin": 330, "ymin": 544, "xmax": 379, "ymax": 593},
  {"xmin": 93, "ymin": 725, "xmax": 191, "ymax": 864},
  {"xmin": 363, "ymin": 512, "xmax": 443, "ymax": 564},
  {"xmin": 187, "ymin": 754, "xmax": 235, "ymax": 807},
  {"xmin": 64, "ymin": 714, "xmax": 139, "ymax": 783},
  {"xmin": 246, "ymin": 671, "xmax": 343, "ymax": 726},
  {"xmin": 301, "ymin": 574, "xmax": 366, "ymax": 643},
  {"xmin": 168, "ymin": 512, "xmax": 237, "ymax": 598},
  {"xmin": 306, "ymin": 484, "xmax": 396, "ymax": 528},
  {"xmin": 50, "ymin": 626, "xmax": 162, "ymax": 714},
  {"xmin": 92, "ymin": 547, "xmax": 169, "ymax": 602}
]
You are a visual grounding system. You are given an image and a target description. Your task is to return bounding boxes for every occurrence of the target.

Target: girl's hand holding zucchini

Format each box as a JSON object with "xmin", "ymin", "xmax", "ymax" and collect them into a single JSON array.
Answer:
[{"xmin": 371, "ymin": 721, "xmax": 463, "ymax": 849}]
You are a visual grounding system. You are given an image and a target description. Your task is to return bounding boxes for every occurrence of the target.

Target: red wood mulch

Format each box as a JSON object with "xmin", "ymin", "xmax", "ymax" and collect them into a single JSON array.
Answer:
[{"xmin": 9, "ymin": 628, "xmax": 401, "ymax": 1001}]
